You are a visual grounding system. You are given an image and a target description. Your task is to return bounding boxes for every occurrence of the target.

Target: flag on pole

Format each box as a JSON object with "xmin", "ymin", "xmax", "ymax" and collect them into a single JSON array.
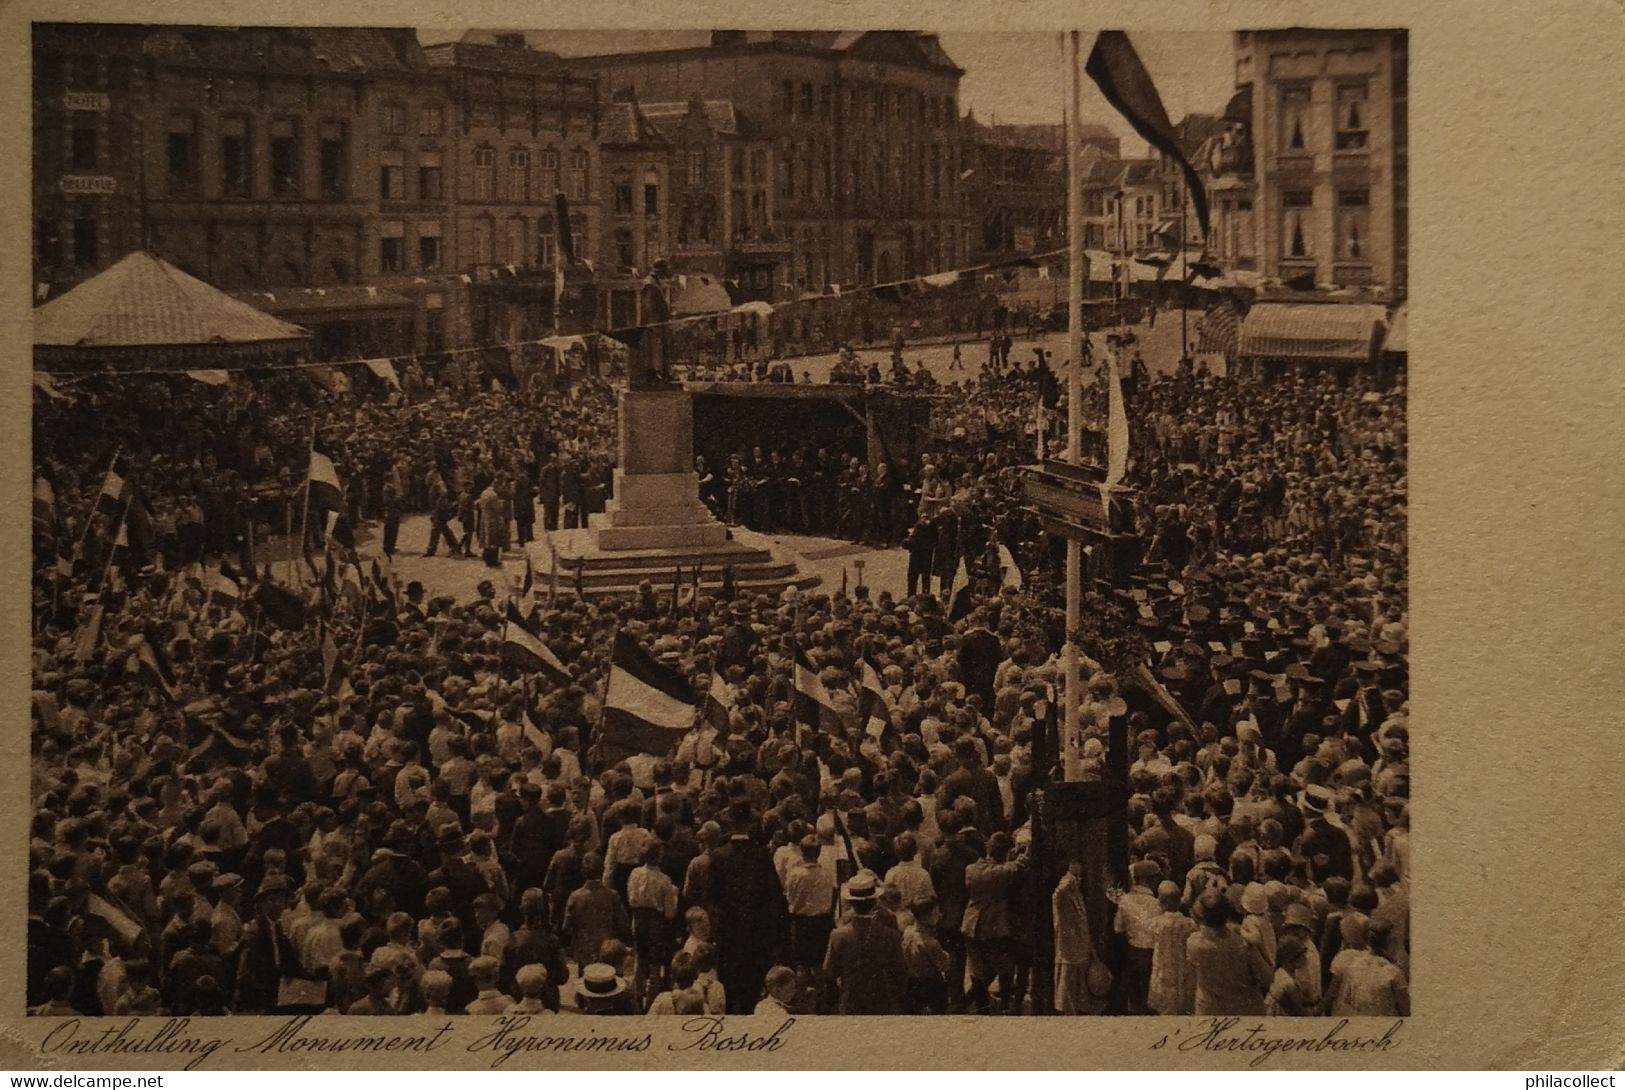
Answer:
[
  {"xmin": 95, "ymin": 467, "xmax": 125, "ymax": 517},
  {"xmin": 253, "ymin": 580, "xmax": 308, "ymax": 630},
  {"xmin": 947, "ymin": 557, "xmax": 975, "ymax": 623},
  {"xmin": 793, "ymin": 648, "xmax": 843, "ymax": 736},
  {"xmin": 74, "ymin": 601, "xmax": 105, "ymax": 662},
  {"xmin": 703, "ymin": 672, "xmax": 734, "ymax": 735},
  {"xmin": 321, "ymin": 622, "xmax": 339, "ymax": 687},
  {"xmin": 997, "ymin": 543, "xmax": 1024, "ymax": 589},
  {"xmin": 600, "ymin": 630, "xmax": 696, "ymax": 757},
  {"xmin": 307, "ymin": 451, "xmax": 344, "ymax": 511},
  {"xmin": 857, "ymin": 657, "xmax": 894, "ymax": 723},
  {"xmin": 1103, "ymin": 350, "xmax": 1129, "ymax": 490},
  {"xmin": 501, "ymin": 602, "xmax": 571, "ymax": 684},
  {"xmin": 131, "ymin": 636, "xmax": 178, "ymax": 702},
  {"xmin": 521, "ymin": 554, "xmax": 534, "ymax": 599},
  {"xmin": 1084, "ymin": 31, "xmax": 1210, "ymax": 238}
]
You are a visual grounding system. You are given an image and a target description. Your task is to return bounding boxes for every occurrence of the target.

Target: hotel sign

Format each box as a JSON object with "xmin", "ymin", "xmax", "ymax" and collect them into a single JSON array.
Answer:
[
  {"xmin": 60, "ymin": 175, "xmax": 118, "ymax": 195},
  {"xmin": 64, "ymin": 92, "xmax": 110, "ymax": 112}
]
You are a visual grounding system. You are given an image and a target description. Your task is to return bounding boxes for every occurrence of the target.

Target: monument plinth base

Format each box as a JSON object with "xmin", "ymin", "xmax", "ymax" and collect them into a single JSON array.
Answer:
[{"xmin": 542, "ymin": 388, "xmax": 819, "ymax": 598}]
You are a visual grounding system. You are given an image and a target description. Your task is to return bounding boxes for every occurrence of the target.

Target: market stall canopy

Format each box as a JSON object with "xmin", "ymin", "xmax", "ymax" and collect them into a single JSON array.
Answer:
[
  {"xmin": 731, "ymin": 300, "xmax": 775, "ymax": 317},
  {"xmin": 671, "ymin": 272, "xmax": 733, "ymax": 317},
  {"xmin": 1239, "ymin": 302, "xmax": 1388, "ymax": 362},
  {"xmin": 34, "ymin": 251, "xmax": 308, "ymax": 372},
  {"xmin": 1382, "ymin": 303, "xmax": 1408, "ymax": 353}
]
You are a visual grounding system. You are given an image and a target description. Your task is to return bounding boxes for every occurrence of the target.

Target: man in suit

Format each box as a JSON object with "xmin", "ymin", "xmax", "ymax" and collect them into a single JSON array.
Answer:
[
  {"xmin": 707, "ymin": 807, "xmax": 787, "ymax": 1013},
  {"xmin": 962, "ymin": 831, "xmax": 1026, "ymax": 1014},
  {"xmin": 538, "ymin": 454, "xmax": 562, "ymax": 532},
  {"xmin": 822, "ymin": 872, "xmax": 906, "ymax": 1014},
  {"xmin": 928, "ymin": 814, "xmax": 979, "ymax": 1011},
  {"xmin": 233, "ymin": 876, "xmax": 306, "ymax": 1013}
]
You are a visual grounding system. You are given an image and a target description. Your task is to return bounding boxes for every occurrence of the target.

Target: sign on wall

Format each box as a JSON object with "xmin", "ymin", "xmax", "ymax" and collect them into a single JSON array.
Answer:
[
  {"xmin": 63, "ymin": 92, "xmax": 110, "ymax": 112},
  {"xmin": 60, "ymin": 176, "xmax": 118, "ymax": 195}
]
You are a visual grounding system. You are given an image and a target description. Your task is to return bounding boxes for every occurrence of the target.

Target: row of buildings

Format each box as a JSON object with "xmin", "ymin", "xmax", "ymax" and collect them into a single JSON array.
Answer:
[{"xmin": 33, "ymin": 25, "xmax": 1406, "ymax": 364}]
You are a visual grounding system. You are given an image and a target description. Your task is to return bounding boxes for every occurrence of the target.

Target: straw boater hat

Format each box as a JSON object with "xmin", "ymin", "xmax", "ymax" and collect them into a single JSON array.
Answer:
[{"xmin": 576, "ymin": 962, "xmax": 627, "ymax": 999}]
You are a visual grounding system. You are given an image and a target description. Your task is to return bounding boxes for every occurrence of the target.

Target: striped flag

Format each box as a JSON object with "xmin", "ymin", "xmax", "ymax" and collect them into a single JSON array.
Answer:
[
  {"xmin": 95, "ymin": 467, "xmax": 125, "ymax": 517},
  {"xmin": 206, "ymin": 567, "xmax": 241, "ymax": 607},
  {"xmin": 600, "ymin": 630, "xmax": 696, "ymax": 758},
  {"xmin": 501, "ymin": 602, "xmax": 571, "ymax": 684},
  {"xmin": 793, "ymin": 648, "xmax": 842, "ymax": 736},
  {"xmin": 307, "ymin": 450, "xmax": 344, "ymax": 512},
  {"xmin": 703, "ymin": 672, "xmax": 734, "ymax": 735},
  {"xmin": 1103, "ymin": 350, "xmax": 1129, "ymax": 490},
  {"xmin": 996, "ymin": 543, "xmax": 1024, "ymax": 590},
  {"xmin": 857, "ymin": 657, "xmax": 894, "ymax": 723},
  {"xmin": 947, "ymin": 556, "xmax": 975, "ymax": 623}
]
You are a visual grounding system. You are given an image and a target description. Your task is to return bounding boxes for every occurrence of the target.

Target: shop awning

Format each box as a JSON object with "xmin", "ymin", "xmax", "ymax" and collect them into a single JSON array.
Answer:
[
  {"xmin": 1239, "ymin": 302, "xmax": 1388, "ymax": 362},
  {"xmin": 1382, "ymin": 304, "xmax": 1407, "ymax": 353}
]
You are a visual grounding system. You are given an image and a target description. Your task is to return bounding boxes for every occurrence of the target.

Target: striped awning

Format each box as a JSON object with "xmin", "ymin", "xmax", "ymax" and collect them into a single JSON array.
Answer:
[
  {"xmin": 1197, "ymin": 303, "xmax": 1242, "ymax": 356},
  {"xmin": 1239, "ymin": 302, "xmax": 1388, "ymax": 362}
]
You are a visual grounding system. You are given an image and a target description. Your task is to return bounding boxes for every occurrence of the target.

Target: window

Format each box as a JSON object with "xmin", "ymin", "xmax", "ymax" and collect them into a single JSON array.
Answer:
[
  {"xmin": 781, "ymin": 149, "xmax": 794, "ymax": 199},
  {"xmin": 801, "ymin": 83, "xmax": 814, "ymax": 115},
  {"xmin": 506, "ymin": 218, "xmax": 527, "ymax": 264},
  {"xmin": 379, "ymin": 221, "xmax": 404, "ymax": 271},
  {"xmin": 1282, "ymin": 189, "xmax": 1313, "ymax": 258},
  {"xmin": 872, "ymin": 88, "xmax": 884, "ymax": 123},
  {"xmin": 614, "ymin": 227, "xmax": 634, "ymax": 267},
  {"xmin": 507, "ymin": 147, "xmax": 529, "ymax": 201},
  {"xmin": 471, "ymin": 218, "xmax": 493, "ymax": 265},
  {"xmin": 270, "ymin": 119, "xmax": 299, "ymax": 198},
  {"xmin": 73, "ymin": 216, "xmax": 97, "ymax": 266},
  {"xmin": 1336, "ymin": 84, "xmax": 1369, "ymax": 150},
  {"xmin": 419, "ymin": 104, "xmax": 444, "ymax": 136},
  {"xmin": 1336, "ymin": 188, "xmax": 1370, "ymax": 259},
  {"xmin": 1280, "ymin": 86, "xmax": 1310, "ymax": 152},
  {"xmin": 36, "ymin": 218, "xmax": 61, "ymax": 267},
  {"xmin": 418, "ymin": 150, "xmax": 442, "ymax": 200},
  {"xmin": 820, "ymin": 85, "xmax": 831, "ymax": 119},
  {"xmin": 472, "ymin": 145, "xmax": 495, "ymax": 201},
  {"xmin": 70, "ymin": 122, "xmax": 97, "ymax": 171},
  {"xmin": 783, "ymin": 81, "xmax": 794, "ymax": 115},
  {"xmin": 166, "ymin": 115, "xmax": 196, "ymax": 196},
  {"xmin": 537, "ymin": 218, "xmax": 556, "ymax": 266},
  {"xmin": 749, "ymin": 150, "xmax": 765, "ymax": 184},
  {"xmin": 614, "ymin": 182, "xmax": 633, "ymax": 215},
  {"xmin": 567, "ymin": 150, "xmax": 588, "ymax": 200},
  {"xmin": 418, "ymin": 223, "xmax": 442, "ymax": 270},
  {"xmin": 72, "ymin": 54, "xmax": 98, "ymax": 87},
  {"xmin": 731, "ymin": 148, "xmax": 744, "ymax": 184},
  {"xmin": 379, "ymin": 150, "xmax": 405, "ymax": 200},
  {"xmin": 319, "ymin": 121, "xmax": 347, "ymax": 199},
  {"xmin": 644, "ymin": 182, "xmax": 659, "ymax": 216},
  {"xmin": 538, "ymin": 149, "xmax": 559, "ymax": 195},
  {"xmin": 687, "ymin": 148, "xmax": 706, "ymax": 186},
  {"xmin": 380, "ymin": 103, "xmax": 405, "ymax": 135}
]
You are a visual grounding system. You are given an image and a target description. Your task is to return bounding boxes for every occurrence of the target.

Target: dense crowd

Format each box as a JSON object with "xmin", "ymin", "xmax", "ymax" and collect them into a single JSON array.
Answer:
[{"xmin": 28, "ymin": 326, "xmax": 1408, "ymax": 1019}]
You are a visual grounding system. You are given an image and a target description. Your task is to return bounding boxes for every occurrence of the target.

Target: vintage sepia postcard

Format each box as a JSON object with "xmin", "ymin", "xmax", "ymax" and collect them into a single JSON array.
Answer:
[{"xmin": 3, "ymin": 0, "xmax": 1622, "ymax": 1073}]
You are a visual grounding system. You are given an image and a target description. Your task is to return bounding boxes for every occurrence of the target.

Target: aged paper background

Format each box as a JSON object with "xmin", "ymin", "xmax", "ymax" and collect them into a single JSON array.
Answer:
[{"xmin": 2, "ymin": 0, "xmax": 1622, "ymax": 1071}]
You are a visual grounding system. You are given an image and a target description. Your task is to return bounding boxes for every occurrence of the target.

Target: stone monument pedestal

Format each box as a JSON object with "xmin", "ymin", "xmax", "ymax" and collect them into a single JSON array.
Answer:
[{"xmin": 534, "ymin": 387, "xmax": 819, "ymax": 599}]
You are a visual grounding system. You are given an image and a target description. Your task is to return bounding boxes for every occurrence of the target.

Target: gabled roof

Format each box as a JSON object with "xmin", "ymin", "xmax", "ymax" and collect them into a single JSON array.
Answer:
[
  {"xmin": 600, "ymin": 93, "xmax": 671, "ymax": 146},
  {"xmin": 641, "ymin": 100, "xmax": 746, "ymax": 138},
  {"xmin": 34, "ymin": 252, "xmax": 308, "ymax": 350}
]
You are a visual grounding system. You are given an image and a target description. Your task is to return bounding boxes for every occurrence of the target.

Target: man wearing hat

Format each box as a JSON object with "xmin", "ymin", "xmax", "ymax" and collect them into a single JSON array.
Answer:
[
  {"xmin": 1293, "ymin": 785, "xmax": 1354, "ymax": 882},
  {"xmin": 208, "ymin": 873, "xmax": 244, "ymax": 961},
  {"xmin": 962, "ymin": 831, "xmax": 1026, "ymax": 1014},
  {"xmin": 822, "ymin": 871, "xmax": 907, "ymax": 1014},
  {"xmin": 573, "ymin": 962, "xmax": 636, "ymax": 1016},
  {"xmin": 232, "ymin": 874, "xmax": 306, "ymax": 1013},
  {"xmin": 1112, "ymin": 857, "xmax": 1164, "ymax": 1014}
]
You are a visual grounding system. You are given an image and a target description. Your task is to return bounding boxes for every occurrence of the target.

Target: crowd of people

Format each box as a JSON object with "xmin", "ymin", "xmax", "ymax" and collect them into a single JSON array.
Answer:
[{"xmin": 28, "ymin": 321, "xmax": 1408, "ymax": 1019}]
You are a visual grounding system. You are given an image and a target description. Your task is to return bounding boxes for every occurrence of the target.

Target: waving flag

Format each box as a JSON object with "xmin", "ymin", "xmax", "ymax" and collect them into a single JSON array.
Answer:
[
  {"xmin": 307, "ymin": 451, "xmax": 344, "ymax": 512},
  {"xmin": 857, "ymin": 657, "xmax": 894, "ymax": 723},
  {"xmin": 793, "ymin": 648, "xmax": 843, "ymax": 736},
  {"xmin": 703, "ymin": 672, "xmax": 734, "ymax": 735},
  {"xmin": 1085, "ymin": 31, "xmax": 1209, "ymax": 238},
  {"xmin": 600, "ymin": 631, "xmax": 696, "ymax": 757},
  {"xmin": 997, "ymin": 543, "xmax": 1024, "ymax": 589},
  {"xmin": 94, "ymin": 466, "xmax": 125, "ymax": 517},
  {"xmin": 947, "ymin": 557, "xmax": 975, "ymax": 623},
  {"xmin": 502, "ymin": 602, "xmax": 571, "ymax": 685},
  {"xmin": 1103, "ymin": 350, "xmax": 1129, "ymax": 490}
]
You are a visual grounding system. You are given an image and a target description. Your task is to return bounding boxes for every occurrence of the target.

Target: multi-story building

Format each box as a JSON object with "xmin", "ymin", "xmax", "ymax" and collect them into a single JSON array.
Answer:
[
  {"xmin": 960, "ymin": 117, "xmax": 1120, "ymax": 263},
  {"xmin": 129, "ymin": 27, "xmax": 461, "ymax": 358},
  {"xmin": 563, "ymin": 31, "xmax": 965, "ymax": 295},
  {"xmin": 423, "ymin": 33, "xmax": 601, "ymax": 341},
  {"xmin": 32, "ymin": 24, "xmax": 150, "ymax": 297},
  {"xmin": 1232, "ymin": 28, "xmax": 1408, "ymax": 296},
  {"xmin": 640, "ymin": 98, "xmax": 788, "ymax": 303}
]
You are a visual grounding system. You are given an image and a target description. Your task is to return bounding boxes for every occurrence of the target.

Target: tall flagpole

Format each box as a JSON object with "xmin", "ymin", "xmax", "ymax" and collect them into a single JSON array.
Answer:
[
  {"xmin": 297, "ymin": 424, "xmax": 316, "ymax": 589},
  {"xmin": 1063, "ymin": 30, "xmax": 1085, "ymax": 781}
]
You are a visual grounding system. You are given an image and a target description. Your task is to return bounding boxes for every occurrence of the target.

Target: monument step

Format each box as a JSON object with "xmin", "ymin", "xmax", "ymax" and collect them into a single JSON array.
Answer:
[
  {"xmin": 562, "ymin": 569, "xmax": 822, "ymax": 600},
  {"xmin": 549, "ymin": 559, "xmax": 803, "ymax": 589}
]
